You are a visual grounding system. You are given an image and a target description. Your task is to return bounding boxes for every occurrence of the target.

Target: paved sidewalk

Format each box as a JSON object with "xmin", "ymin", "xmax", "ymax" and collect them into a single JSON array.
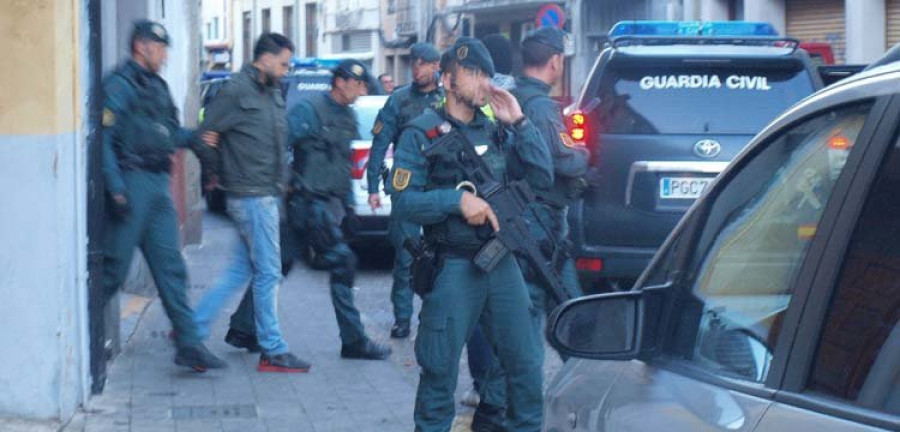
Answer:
[{"xmin": 62, "ymin": 212, "xmax": 561, "ymax": 432}]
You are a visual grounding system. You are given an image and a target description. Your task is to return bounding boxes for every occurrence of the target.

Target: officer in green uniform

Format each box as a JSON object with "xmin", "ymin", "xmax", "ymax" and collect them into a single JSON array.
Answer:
[
  {"xmin": 366, "ymin": 42, "xmax": 443, "ymax": 339},
  {"xmin": 101, "ymin": 20, "xmax": 226, "ymax": 371},
  {"xmin": 288, "ymin": 59, "xmax": 392, "ymax": 360},
  {"xmin": 514, "ymin": 27, "xmax": 587, "ymax": 318},
  {"xmin": 390, "ymin": 38, "xmax": 553, "ymax": 432},
  {"xmin": 472, "ymin": 27, "xmax": 590, "ymax": 429}
]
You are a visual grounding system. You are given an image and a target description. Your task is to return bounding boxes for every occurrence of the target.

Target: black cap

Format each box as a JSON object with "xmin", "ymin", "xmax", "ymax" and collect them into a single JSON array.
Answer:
[
  {"xmin": 440, "ymin": 37, "xmax": 495, "ymax": 77},
  {"xmin": 132, "ymin": 19, "xmax": 170, "ymax": 45},
  {"xmin": 523, "ymin": 27, "xmax": 568, "ymax": 53},
  {"xmin": 332, "ymin": 59, "xmax": 370, "ymax": 81},
  {"xmin": 409, "ymin": 42, "xmax": 440, "ymax": 62}
]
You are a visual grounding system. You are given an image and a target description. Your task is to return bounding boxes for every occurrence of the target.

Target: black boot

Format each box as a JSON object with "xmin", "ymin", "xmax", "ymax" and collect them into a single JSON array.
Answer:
[
  {"xmin": 471, "ymin": 402, "xmax": 506, "ymax": 432},
  {"xmin": 175, "ymin": 344, "xmax": 227, "ymax": 372},
  {"xmin": 224, "ymin": 328, "xmax": 262, "ymax": 352},
  {"xmin": 341, "ymin": 339, "xmax": 392, "ymax": 360},
  {"xmin": 390, "ymin": 320, "xmax": 411, "ymax": 339}
]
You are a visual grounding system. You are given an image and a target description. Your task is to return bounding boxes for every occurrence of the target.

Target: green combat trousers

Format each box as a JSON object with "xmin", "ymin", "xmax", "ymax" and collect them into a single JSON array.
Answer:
[
  {"xmin": 414, "ymin": 254, "xmax": 543, "ymax": 432},
  {"xmin": 103, "ymin": 170, "xmax": 201, "ymax": 349}
]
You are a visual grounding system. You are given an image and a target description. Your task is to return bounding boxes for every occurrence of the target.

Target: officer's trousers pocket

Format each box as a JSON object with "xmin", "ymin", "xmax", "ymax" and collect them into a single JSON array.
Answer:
[{"xmin": 415, "ymin": 316, "xmax": 451, "ymax": 375}]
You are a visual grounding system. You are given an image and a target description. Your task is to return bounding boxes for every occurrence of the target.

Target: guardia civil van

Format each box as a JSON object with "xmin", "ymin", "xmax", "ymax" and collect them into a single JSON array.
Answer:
[{"xmin": 566, "ymin": 21, "xmax": 827, "ymax": 291}]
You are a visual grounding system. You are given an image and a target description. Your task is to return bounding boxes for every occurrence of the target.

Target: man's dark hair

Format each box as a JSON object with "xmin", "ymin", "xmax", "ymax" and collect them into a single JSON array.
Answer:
[
  {"xmin": 253, "ymin": 33, "xmax": 294, "ymax": 61},
  {"xmin": 522, "ymin": 39, "xmax": 560, "ymax": 68},
  {"xmin": 481, "ymin": 34, "xmax": 514, "ymax": 75},
  {"xmin": 378, "ymin": 73, "xmax": 391, "ymax": 81}
]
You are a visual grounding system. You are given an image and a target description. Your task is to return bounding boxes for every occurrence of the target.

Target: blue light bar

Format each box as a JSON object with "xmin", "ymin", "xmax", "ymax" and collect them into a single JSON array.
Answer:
[
  {"xmin": 290, "ymin": 57, "xmax": 342, "ymax": 69},
  {"xmin": 609, "ymin": 21, "xmax": 779, "ymax": 38}
]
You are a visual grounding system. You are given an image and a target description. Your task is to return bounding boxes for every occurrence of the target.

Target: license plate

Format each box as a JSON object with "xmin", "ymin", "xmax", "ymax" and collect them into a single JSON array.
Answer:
[{"xmin": 660, "ymin": 177, "xmax": 713, "ymax": 199}]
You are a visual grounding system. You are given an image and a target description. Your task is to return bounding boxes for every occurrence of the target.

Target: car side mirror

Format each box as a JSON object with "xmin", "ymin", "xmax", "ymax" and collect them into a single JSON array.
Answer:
[{"xmin": 547, "ymin": 291, "xmax": 643, "ymax": 360}]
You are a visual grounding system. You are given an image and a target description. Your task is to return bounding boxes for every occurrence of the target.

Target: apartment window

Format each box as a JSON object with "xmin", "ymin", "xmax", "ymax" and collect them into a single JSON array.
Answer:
[
  {"xmin": 213, "ymin": 17, "xmax": 220, "ymax": 39},
  {"xmin": 334, "ymin": 31, "xmax": 372, "ymax": 53},
  {"xmin": 283, "ymin": 6, "xmax": 294, "ymax": 42},
  {"xmin": 206, "ymin": 22, "xmax": 212, "ymax": 40},
  {"xmin": 243, "ymin": 11, "xmax": 252, "ymax": 63},
  {"xmin": 306, "ymin": 3, "xmax": 318, "ymax": 56},
  {"xmin": 262, "ymin": 8, "xmax": 271, "ymax": 33}
]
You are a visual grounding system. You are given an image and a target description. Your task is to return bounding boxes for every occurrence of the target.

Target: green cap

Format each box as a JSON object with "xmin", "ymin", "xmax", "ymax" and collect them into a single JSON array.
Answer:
[
  {"xmin": 440, "ymin": 37, "xmax": 495, "ymax": 77},
  {"xmin": 523, "ymin": 26, "xmax": 568, "ymax": 53},
  {"xmin": 132, "ymin": 19, "xmax": 170, "ymax": 45},
  {"xmin": 333, "ymin": 59, "xmax": 370, "ymax": 81},
  {"xmin": 409, "ymin": 42, "xmax": 440, "ymax": 62}
]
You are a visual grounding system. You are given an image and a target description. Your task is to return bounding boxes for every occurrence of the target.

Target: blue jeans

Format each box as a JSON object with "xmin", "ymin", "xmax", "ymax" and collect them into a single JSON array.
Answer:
[{"xmin": 194, "ymin": 195, "xmax": 289, "ymax": 355}]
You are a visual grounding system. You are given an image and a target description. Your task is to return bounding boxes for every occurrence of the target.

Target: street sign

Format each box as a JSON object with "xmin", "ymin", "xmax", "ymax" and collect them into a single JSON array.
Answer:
[{"xmin": 536, "ymin": 4, "xmax": 565, "ymax": 29}]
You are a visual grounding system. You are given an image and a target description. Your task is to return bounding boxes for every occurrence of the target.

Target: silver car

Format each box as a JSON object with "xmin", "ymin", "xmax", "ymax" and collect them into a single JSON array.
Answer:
[
  {"xmin": 544, "ymin": 62, "xmax": 900, "ymax": 431},
  {"xmin": 349, "ymin": 95, "xmax": 392, "ymax": 245}
]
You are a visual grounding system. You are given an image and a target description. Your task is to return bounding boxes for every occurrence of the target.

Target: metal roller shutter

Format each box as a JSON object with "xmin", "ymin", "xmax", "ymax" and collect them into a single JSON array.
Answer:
[
  {"xmin": 887, "ymin": 0, "xmax": 900, "ymax": 48},
  {"xmin": 786, "ymin": 0, "xmax": 846, "ymax": 63}
]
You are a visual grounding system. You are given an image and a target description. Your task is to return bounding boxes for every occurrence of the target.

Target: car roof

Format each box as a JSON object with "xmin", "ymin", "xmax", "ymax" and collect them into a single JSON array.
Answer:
[{"xmin": 353, "ymin": 95, "xmax": 389, "ymax": 109}]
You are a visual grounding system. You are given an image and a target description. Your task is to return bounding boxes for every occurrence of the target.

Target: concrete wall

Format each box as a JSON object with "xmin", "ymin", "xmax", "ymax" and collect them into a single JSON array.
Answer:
[{"xmin": 0, "ymin": 0, "xmax": 90, "ymax": 421}]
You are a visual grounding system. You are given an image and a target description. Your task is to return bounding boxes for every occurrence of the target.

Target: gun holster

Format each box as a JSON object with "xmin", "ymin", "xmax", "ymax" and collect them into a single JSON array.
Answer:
[{"xmin": 404, "ymin": 238, "xmax": 442, "ymax": 296}]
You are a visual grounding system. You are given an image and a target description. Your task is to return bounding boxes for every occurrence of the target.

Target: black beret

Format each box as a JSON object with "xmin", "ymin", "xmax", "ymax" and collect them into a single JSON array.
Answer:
[
  {"xmin": 523, "ymin": 26, "xmax": 568, "ymax": 53},
  {"xmin": 333, "ymin": 59, "xmax": 370, "ymax": 81},
  {"xmin": 440, "ymin": 37, "xmax": 495, "ymax": 78},
  {"xmin": 409, "ymin": 42, "xmax": 440, "ymax": 62},
  {"xmin": 132, "ymin": 19, "xmax": 170, "ymax": 45}
]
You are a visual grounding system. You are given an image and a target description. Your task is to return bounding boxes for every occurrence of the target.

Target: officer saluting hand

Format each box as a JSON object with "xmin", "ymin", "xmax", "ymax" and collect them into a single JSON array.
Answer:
[
  {"xmin": 390, "ymin": 37, "xmax": 552, "ymax": 432},
  {"xmin": 100, "ymin": 20, "xmax": 226, "ymax": 372}
]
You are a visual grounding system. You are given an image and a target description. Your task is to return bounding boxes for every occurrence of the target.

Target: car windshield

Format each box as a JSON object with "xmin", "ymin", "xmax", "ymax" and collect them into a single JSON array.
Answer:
[
  {"xmin": 354, "ymin": 102, "xmax": 381, "ymax": 141},
  {"xmin": 593, "ymin": 62, "xmax": 815, "ymax": 135}
]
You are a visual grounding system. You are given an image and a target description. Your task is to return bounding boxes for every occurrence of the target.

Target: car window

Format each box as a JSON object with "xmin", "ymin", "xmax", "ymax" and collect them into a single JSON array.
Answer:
[
  {"xmin": 806, "ymin": 141, "xmax": 900, "ymax": 416},
  {"xmin": 594, "ymin": 62, "xmax": 815, "ymax": 135},
  {"xmin": 666, "ymin": 103, "xmax": 873, "ymax": 382}
]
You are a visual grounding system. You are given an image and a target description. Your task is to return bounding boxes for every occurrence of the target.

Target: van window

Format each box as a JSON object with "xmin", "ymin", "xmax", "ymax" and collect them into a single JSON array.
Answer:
[
  {"xmin": 666, "ymin": 103, "xmax": 872, "ymax": 382},
  {"xmin": 595, "ymin": 63, "xmax": 815, "ymax": 135},
  {"xmin": 807, "ymin": 142, "xmax": 900, "ymax": 415}
]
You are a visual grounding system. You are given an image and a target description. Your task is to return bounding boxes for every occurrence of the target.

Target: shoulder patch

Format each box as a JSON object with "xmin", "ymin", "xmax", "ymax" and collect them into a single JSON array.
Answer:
[
  {"xmin": 102, "ymin": 108, "xmax": 116, "ymax": 127},
  {"xmin": 392, "ymin": 168, "xmax": 412, "ymax": 191},
  {"xmin": 372, "ymin": 120, "xmax": 384, "ymax": 135},
  {"xmin": 560, "ymin": 132, "xmax": 576, "ymax": 148}
]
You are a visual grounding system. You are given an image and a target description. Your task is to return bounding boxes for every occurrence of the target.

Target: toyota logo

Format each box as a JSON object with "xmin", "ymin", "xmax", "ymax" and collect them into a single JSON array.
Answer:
[{"xmin": 694, "ymin": 139, "xmax": 722, "ymax": 158}]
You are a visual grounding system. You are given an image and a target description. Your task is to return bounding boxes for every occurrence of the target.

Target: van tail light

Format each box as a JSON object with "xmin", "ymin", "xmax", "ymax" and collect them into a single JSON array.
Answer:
[
  {"xmin": 576, "ymin": 258, "xmax": 604, "ymax": 273},
  {"xmin": 351, "ymin": 147, "xmax": 370, "ymax": 179},
  {"xmin": 566, "ymin": 111, "xmax": 587, "ymax": 146}
]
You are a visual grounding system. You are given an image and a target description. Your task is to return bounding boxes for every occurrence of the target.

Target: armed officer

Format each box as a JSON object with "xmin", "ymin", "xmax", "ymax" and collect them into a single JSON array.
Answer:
[
  {"xmin": 366, "ymin": 42, "xmax": 443, "ymax": 339},
  {"xmin": 101, "ymin": 20, "xmax": 226, "ymax": 371},
  {"xmin": 514, "ymin": 27, "xmax": 587, "ymax": 320},
  {"xmin": 473, "ymin": 27, "xmax": 590, "ymax": 428},
  {"xmin": 390, "ymin": 38, "xmax": 552, "ymax": 432},
  {"xmin": 288, "ymin": 59, "xmax": 392, "ymax": 360}
]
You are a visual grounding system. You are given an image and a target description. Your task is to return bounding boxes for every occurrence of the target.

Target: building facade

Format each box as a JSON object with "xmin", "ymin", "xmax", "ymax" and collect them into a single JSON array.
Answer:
[
  {"xmin": 203, "ymin": 0, "xmax": 234, "ymax": 70},
  {"xmin": 230, "ymin": 0, "xmax": 383, "ymax": 74},
  {"xmin": 686, "ymin": 0, "xmax": 892, "ymax": 65}
]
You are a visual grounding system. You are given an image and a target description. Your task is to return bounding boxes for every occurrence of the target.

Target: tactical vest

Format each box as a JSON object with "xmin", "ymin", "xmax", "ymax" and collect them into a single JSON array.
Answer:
[
  {"xmin": 394, "ymin": 86, "xmax": 443, "ymax": 136},
  {"xmin": 114, "ymin": 65, "xmax": 179, "ymax": 170},
  {"xmin": 294, "ymin": 92, "xmax": 356, "ymax": 198},
  {"xmin": 513, "ymin": 82, "xmax": 579, "ymax": 207},
  {"xmin": 407, "ymin": 108, "xmax": 509, "ymax": 248}
]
